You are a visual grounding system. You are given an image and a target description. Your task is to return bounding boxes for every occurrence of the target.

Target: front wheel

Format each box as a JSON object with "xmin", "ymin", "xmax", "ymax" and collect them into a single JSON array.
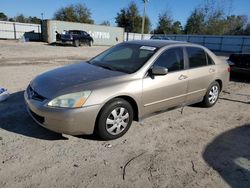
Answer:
[
  {"xmin": 73, "ymin": 39, "xmax": 80, "ymax": 47},
  {"xmin": 202, "ymin": 81, "xmax": 220, "ymax": 107},
  {"xmin": 96, "ymin": 98, "xmax": 133, "ymax": 140}
]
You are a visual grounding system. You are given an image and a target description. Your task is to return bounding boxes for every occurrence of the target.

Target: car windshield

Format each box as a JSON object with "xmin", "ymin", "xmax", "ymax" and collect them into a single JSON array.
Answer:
[{"xmin": 89, "ymin": 43, "xmax": 158, "ymax": 73}]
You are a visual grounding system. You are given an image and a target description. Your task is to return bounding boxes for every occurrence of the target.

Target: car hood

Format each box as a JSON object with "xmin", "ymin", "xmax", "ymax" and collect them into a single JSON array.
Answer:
[{"xmin": 30, "ymin": 62, "xmax": 126, "ymax": 99}]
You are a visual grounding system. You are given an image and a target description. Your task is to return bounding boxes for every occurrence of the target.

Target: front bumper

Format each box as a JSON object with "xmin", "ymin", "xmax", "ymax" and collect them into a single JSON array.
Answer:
[{"xmin": 24, "ymin": 90, "xmax": 101, "ymax": 135}]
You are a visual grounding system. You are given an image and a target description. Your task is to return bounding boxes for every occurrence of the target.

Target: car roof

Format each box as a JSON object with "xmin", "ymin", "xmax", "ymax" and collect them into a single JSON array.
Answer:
[
  {"xmin": 124, "ymin": 39, "xmax": 188, "ymax": 48},
  {"xmin": 69, "ymin": 30, "xmax": 83, "ymax": 32}
]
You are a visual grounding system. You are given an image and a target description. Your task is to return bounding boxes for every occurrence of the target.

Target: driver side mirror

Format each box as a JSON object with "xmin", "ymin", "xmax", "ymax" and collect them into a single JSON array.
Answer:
[{"xmin": 151, "ymin": 66, "xmax": 168, "ymax": 76}]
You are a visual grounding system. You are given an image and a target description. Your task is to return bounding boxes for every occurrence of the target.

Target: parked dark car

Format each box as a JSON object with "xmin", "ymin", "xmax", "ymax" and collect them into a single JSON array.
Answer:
[
  {"xmin": 227, "ymin": 53, "xmax": 250, "ymax": 74},
  {"xmin": 58, "ymin": 30, "xmax": 94, "ymax": 47}
]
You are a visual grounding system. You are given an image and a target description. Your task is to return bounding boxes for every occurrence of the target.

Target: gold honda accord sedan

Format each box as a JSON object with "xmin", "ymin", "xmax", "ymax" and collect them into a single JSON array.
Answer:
[{"xmin": 25, "ymin": 40, "xmax": 230, "ymax": 140}]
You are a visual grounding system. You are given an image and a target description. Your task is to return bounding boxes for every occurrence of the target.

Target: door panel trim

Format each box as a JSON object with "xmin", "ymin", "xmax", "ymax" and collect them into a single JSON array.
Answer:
[{"xmin": 144, "ymin": 88, "xmax": 206, "ymax": 107}]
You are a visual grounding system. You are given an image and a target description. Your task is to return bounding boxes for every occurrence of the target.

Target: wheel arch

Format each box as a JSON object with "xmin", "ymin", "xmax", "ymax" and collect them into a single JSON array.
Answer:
[
  {"xmin": 95, "ymin": 95, "xmax": 139, "ymax": 125},
  {"xmin": 214, "ymin": 79, "xmax": 223, "ymax": 91}
]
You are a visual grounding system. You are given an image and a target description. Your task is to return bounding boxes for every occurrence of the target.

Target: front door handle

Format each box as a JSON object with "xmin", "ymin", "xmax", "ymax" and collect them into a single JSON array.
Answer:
[{"xmin": 178, "ymin": 74, "xmax": 188, "ymax": 80}]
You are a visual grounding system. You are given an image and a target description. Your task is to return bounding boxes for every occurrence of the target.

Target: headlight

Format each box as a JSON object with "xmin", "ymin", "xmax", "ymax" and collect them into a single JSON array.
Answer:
[{"xmin": 47, "ymin": 91, "xmax": 91, "ymax": 108}]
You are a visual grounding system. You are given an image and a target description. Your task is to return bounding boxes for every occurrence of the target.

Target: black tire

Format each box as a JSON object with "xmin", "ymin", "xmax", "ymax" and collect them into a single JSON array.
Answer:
[
  {"xmin": 88, "ymin": 40, "xmax": 93, "ymax": 47},
  {"xmin": 202, "ymin": 81, "xmax": 220, "ymax": 107},
  {"xmin": 73, "ymin": 39, "xmax": 79, "ymax": 47},
  {"xmin": 96, "ymin": 98, "xmax": 133, "ymax": 140}
]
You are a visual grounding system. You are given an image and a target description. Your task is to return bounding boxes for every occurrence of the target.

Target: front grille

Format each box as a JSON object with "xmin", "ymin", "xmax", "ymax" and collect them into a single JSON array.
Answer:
[
  {"xmin": 29, "ymin": 109, "xmax": 45, "ymax": 124},
  {"xmin": 27, "ymin": 85, "xmax": 46, "ymax": 101}
]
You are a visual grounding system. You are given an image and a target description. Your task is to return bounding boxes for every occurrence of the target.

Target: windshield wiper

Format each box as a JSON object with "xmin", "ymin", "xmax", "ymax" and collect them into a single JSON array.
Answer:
[
  {"xmin": 97, "ymin": 64, "xmax": 116, "ymax": 71},
  {"xmin": 94, "ymin": 63, "xmax": 129, "ymax": 73}
]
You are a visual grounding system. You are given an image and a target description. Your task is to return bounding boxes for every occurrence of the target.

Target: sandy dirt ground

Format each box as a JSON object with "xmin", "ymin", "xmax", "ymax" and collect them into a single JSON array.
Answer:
[{"xmin": 0, "ymin": 40, "xmax": 250, "ymax": 188}]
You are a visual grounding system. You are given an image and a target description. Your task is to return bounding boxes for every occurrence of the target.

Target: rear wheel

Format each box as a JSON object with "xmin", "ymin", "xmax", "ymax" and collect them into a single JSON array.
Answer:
[
  {"xmin": 73, "ymin": 39, "xmax": 80, "ymax": 47},
  {"xmin": 96, "ymin": 98, "xmax": 133, "ymax": 140},
  {"xmin": 202, "ymin": 81, "xmax": 220, "ymax": 107},
  {"xmin": 88, "ymin": 40, "xmax": 93, "ymax": 47}
]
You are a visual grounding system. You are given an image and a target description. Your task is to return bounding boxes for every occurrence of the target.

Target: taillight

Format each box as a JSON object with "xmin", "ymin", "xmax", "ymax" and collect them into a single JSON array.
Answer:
[{"xmin": 227, "ymin": 67, "xmax": 231, "ymax": 72}]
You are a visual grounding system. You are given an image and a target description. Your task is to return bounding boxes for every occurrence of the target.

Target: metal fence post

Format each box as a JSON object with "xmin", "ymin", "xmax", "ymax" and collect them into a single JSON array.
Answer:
[
  {"xmin": 241, "ymin": 38, "xmax": 245, "ymax": 53},
  {"xmin": 13, "ymin": 23, "xmax": 16, "ymax": 39},
  {"xmin": 38, "ymin": 25, "xmax": 41, "ymax": 41},
  {"xmin": 220, "ymin": 36, "xmax": 223, "ymax": 52}
]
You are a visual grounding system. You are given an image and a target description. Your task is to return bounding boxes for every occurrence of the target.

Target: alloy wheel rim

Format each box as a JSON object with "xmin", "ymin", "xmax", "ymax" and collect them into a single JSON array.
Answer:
[
  {"xmin": 208, "ymin": 85, "xmax": 219, "ymax": 104},
  {"xmin": 106, "ymin": 107, "xmax": 129, "ymax": 135}
]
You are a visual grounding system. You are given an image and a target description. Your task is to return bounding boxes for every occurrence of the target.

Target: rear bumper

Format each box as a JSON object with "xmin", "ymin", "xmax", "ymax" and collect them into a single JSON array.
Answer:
[
  {"xmin": 24, "ymin": 90, "xmax": 101, "ymax": 135},
  {"xmin": 231, "ymin": 66, "xmax": 250, "ymax": 74}
]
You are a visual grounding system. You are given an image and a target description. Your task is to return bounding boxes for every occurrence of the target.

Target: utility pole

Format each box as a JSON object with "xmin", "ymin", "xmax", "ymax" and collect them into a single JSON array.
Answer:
[
  {"xmin": 40, "ymin": 13, "xmax": 44, "ymax": 41},
  {"xmin": 141, "ymin": 0, "xmax": 148, "ymax": 40}
]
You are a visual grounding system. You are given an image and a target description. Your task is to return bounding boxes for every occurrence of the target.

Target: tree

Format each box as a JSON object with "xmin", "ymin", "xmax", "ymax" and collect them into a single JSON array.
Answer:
[
  {"xmin": 154, "ymin": 12, "xmax": 173, "ymax": 34},
  {"xmin": 185, "ymin": 8, "xmax": 205, "ymax": 34},
  {"xmin": 53, "ymin": 3, "xmax": 94, "ymax": 24},
  {"xmin": 14, "ymin": 14, "xmax": 27, "ymax": 23},
  {"xmin": 225, "ymin": 15, "xmax": 247, "ymax": 35},
  {"xmin": 172, "ymin": 21, "xmax": 183, "ymax": 34},
  {"xmin": 115, "ymin": 8, "xmax": 130, "ymax": 31},
  {"xmin": 115, "ymin": 2, "xmax": 151, "ymax": 33},
  {"xmin": 205, "ymin": 10, "xmax": 227, "ymax": 35},
  {"xmin": 184, "ymin": 0, "xmax": 249, "ymax": 35},
  {"xmin": 8, "ymin": 18, "xmax": 14, "ymax": 22},
  {"xmin": 0, "ymin": 12, "xmax": 8, "ymax": 21},
  {"xmin": 244, "ymin": 23, "xmax": 250, "ymax": 35},
  {"xmin": 100, "ymin": 21, "xmax": 110, "ymax": 26},
  {"xmin": 27, "ymin": 16, "xmax": 41, "ymax": 24}
]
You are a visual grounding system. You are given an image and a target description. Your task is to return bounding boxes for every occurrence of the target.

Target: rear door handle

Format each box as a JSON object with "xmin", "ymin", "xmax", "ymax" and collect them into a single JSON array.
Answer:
[
  {"xmin": 209, "ymin": 68, "xmax": 215, "ymax": 73},
  {"xmin": 178, "ymin": 74, "xmax": 188, "ymax": 80}
]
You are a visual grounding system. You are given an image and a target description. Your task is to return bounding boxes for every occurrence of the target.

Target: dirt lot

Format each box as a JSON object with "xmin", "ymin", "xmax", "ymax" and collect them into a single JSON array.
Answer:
[{"xmin": 0, "ymin": 40, "xmax": 250, "ymax": 188}]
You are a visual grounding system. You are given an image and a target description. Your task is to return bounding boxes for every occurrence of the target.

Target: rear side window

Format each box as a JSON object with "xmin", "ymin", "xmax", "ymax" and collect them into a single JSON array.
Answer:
[
  {"xmin": 69, "ymin": 30, "xmax": 80, "ymax": 35},
  {"xmin": 206, "ymin": 54, "xmax": 215, "ymax": 65},
  {"xmin": 154, "ymin": 47, "xmax": 184, "ymax": 72},
  {"xmin": 187, "ymin": 47, "xmax": 207, "ymax": 68}
]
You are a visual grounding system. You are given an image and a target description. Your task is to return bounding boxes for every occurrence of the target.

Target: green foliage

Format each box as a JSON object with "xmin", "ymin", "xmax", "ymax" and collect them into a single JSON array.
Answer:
[
  {"xmin": 14, "ymin": 14, "xmax": 26, "ymax": 23},
  {"xmin": 172, "ymin": 21, "xmax": 183, "ymax": 34},
  {"xmin": 154, "ymin": 11, "xmax": 183, "ymax": 34},
  {"xmin": 154, "ymin": 12, "xmax": 173, "ymax": 34},
  {"xmin": 244, "ymin": 23, "xmax": 250, "ymax": 35},
  {"xmin": 225, "ymin": 15, "xmax": 247, "ymax": 35},
  {"xmin": 0, "ymin": 12, "xmax": 8, "ymax": 21},
  {"xmin": 115, "ymin": 2, "xmax": 151, "ymax": 33},
  {"xmin": 100, "ymin": 21, "xmax": 110, "ymax": 26},
  {"xmin": 27, "ymin": 16, "xmax": 41, "ymax": 24},
  {"xmin": 10, "ymin": 14, "xmax": 41, "ymax": 24},
  {"xmin": 184, "ymin": 1, "xmax": 249, "ymax": 35},
  {"xmin": 53, "ymin": 3, "xmax": 94, "ymax": 24},
  {"xmin": 185, "ymin": 8, "xmax": 205, "ymax": 34}
]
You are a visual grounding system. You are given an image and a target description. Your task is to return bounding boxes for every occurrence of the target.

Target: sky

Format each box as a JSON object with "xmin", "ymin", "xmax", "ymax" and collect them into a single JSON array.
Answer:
[{"xmin": 1, "ymin": 0, "xmax": 250, "ymax": 29}]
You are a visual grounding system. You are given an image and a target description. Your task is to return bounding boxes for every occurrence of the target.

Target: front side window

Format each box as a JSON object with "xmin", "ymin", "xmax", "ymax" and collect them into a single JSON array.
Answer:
[
  {"xmin": 82, "ymin": 31, "xmax": 88, "ymax": 36},
  {"xmin": 89, "ymin": 43, "xmax": 158, "ymax": 73},
  {"xmin": 187, "ymin": 47, "xmax": 207, "ymax": 68},
  {"xmin": 154, "ymin": 47, "xmax": 184, "ymax": 72}
]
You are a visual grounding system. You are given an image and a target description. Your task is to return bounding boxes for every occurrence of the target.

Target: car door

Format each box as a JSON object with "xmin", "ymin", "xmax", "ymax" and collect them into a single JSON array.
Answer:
[
  {"xmin": 185, "ymin": 47, "xmax": 217, "ymax": 103},
  {"xmin": 81, "ymin": 31, "xmax": 87, "ymax": 43},
  {"xmin": 142, "ymin": 47, "xmax": 188, "ymax": 116}
]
